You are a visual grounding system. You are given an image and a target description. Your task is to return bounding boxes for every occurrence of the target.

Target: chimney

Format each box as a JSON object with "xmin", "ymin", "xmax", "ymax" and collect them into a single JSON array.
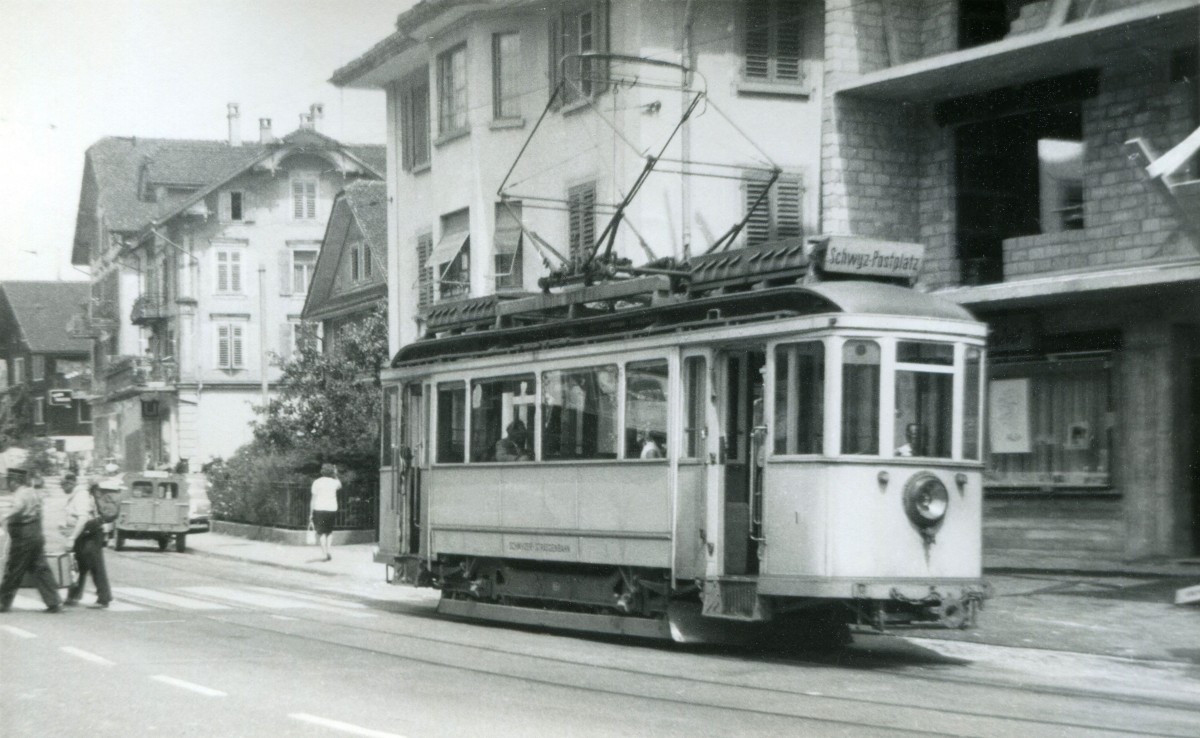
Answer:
[
  {"xmin": 299, "ymin": 112, "xmax": 313, "ymax": 131},
  {"xmin": 227, "ymin": 103, "xmax": 241, "ymax": 147},
  {"xmin": 309, "ymin": 103, "xmax": 324, "ymax": 132},
  {"xmin": 259, "ymin": 118, "xmax": 274, "ymax": 144}
]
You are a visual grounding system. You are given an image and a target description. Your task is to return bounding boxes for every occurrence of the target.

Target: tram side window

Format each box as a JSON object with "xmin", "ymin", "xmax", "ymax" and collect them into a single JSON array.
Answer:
[
  {"xmin": 841, "ymin": 340, "xmax": 880, "ymax": 455},
  {"xmin": 471, "ymin": 375, "xmax": 535, "ymax": 462},
  {"xmin": 625, "ymin": 361, "xmax": 668, "ymax": 459},
  {"xmin": 774, "ymin": 341, "xmax": 824, "ymax": 455},
  {"xmin": 963, "ymin": 348, "xmax": 982, "ymax": 460},
  {"xmin": 436, "ymin": 381, "xmax": 466, "ymax": 463},
  {"xmin": 382, "ymin": 386, "xmax": 398, "ymax": 467},
  {"xmin": 683, "ymin": 356, "xmax": 706, "ymax": 458},
  {"xmin": 894, "ymin": 341, "xmax": 953, "ymax": 459},
  {"xmin": 542, "ymin": 365, "xmax": 618, "ymax": 460}
]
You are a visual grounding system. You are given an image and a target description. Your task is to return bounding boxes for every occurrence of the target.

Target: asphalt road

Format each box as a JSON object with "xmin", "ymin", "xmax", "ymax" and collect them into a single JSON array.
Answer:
[{"xmin": 2, "ymin": 549, "xmax": 1198, "ymax": 738}]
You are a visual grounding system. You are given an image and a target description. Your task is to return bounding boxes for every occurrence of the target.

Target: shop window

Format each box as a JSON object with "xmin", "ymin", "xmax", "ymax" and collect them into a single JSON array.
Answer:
[
  {"xmin": 436, "ymin": 381, "xmax": 466, "ymax": 463},
  {"xmin": 683, "ymin": 356, "xmax": 707, "ymax": 459},
  {"xmin": 841, "ymin": 340, "xmax": 880, "ymax": 455},
  {"xmin": 987, "ymin": 356, "xmax": 1113, "ymax": 490},
  {"xmin": 894, "ymin": 341, "xmax": 954, "ymax": 458},
  {"xmin": 542, "ymin": 365, "xmax": 617, "ymax": 460},
  {"xmin": 471, "ymin": 375, "xmax": 535, "ymax": 462},
  {"xmin": 625, "ymin": 361, "xmax": 668, "ymax": 459},
  {"xmin": 774, "ymin": 341, "xmax": 824, "ymax": 455}
]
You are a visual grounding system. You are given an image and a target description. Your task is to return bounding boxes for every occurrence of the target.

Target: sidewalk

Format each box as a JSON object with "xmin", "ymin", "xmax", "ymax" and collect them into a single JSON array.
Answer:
[{"xmin": 183, "ymin": 531, "xmax": 1200, "ymax": 665}]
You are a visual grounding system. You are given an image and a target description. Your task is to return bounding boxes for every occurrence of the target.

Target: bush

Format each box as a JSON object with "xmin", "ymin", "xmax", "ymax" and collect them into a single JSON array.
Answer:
[{"xmin": 207, "ymin": 444, "xmax": 310, "ymax": 526}]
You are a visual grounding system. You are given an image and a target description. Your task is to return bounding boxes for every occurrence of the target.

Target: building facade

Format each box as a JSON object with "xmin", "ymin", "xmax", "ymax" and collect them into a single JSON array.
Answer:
[
  {"xmin": 824, "ymin": 0, "xmax": 1200, "ymax": 563},
  {"xmin": 71, "ymin": 107, "xmax": 385, "ymax": 471},
  {"xmin": 0, "ymin": 281, "xmax": 94, "ymax": 460}
]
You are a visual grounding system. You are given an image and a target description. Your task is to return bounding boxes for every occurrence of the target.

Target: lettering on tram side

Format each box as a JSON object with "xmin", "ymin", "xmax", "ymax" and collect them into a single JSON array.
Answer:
[
  {"xmin": 508, "ymin": 541, "xmax": 573, "ymax": 554},
  {"xmin": 816, "ymin": 236, "xmax": 925, "ymax": 279}
]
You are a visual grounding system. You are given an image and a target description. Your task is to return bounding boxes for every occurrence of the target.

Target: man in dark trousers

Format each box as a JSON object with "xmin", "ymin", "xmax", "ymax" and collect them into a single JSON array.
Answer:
[
  {"xmin": 0, "ymin": 469, "xmax": 64, "ymax": 613},
  {"xmin": 62, "ymin": 475, "xmax": 112, "ymax": 608}
]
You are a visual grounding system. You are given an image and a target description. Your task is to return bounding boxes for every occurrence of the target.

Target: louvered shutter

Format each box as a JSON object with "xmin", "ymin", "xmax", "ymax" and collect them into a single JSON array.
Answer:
[
  {"xmin": 232, "ymin": 325, "xmax": 244, "ymax": 368},
  {"xmin": 305, "ymin": 182, "xmax": 317, "ymax": 220},
  {"xmin": 744, "ymin": 178, "xmax": 772, "ymax": 246},
  {"xmin": 217, "ymin": 252, "xmax": 229, "ymax": 292},
  {"xmin": 218, "ymin": 324, "xmax": 230, "ymax": 368},
  {"xmin": 775, "ymin": 176, "xmax": 804, "ymax": 238},
  {"xmin": 567, "ymin": 183, "xmax": 596, "ymax": 264},
  {"xmin": 744, "ymin": 0, "xmax": 771, "ymax": 80},
  {"xmin": 293, "ymin": 180, "xmax": 305, "ymax": 219},
  {"xmin": 219, "ymin": 192, "xmax": 232, "ymax": 222},
  {"xmin": 279, "ymin": 250, "xmax": 292, "ymax": 295},
  {"xmin": 230, "ymin": 251, "xmax": 242, "ymax": 292},
  {"xmin": 775, "ymin": 1, "xmax": 803, "ymax": 83},
  {"xmin": 417, "ymin": 233, "xmax": 434, "ymax": 312}
]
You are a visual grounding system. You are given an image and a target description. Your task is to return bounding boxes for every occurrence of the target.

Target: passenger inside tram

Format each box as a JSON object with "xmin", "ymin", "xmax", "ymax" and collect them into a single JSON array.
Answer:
[
  {"xmin": 494, "ymin": 420, "xmax": 530, "ymax": 461},
  {"xmin": 895, "ymin": 422, "xmax": 922, "ymax": 457}
]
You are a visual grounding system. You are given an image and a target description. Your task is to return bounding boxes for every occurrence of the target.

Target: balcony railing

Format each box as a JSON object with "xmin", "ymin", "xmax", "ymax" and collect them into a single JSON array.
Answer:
[
  {"xmin": 102, "ymin": 355, "xmax": 178, "ymax": 396},
  {"xmin": 131, "ymin": 292, "xmax": 169, "ymax": 324}
]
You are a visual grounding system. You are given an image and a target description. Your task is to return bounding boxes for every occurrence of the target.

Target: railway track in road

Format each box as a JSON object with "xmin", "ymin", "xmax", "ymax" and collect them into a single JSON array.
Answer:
[{"xmin": 118, "ymin": 552, "xmax": 1200, "ymax": 738}]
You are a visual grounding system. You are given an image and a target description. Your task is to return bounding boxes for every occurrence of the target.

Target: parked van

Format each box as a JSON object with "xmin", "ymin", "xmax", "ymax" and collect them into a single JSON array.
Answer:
[{"xmin": 114, "ymin": 471, "xmax": 190, "ymax": 552}]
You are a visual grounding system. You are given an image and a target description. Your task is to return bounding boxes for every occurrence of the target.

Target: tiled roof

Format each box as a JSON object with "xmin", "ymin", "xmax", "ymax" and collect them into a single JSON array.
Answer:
[
  {"xmin": 0, "ymin": 281, "xmax": 91, "ymax": 354},
  {"xmin": 73, "ymin": 132, "xmax": 385, "ymax": 264},
  {"xmin": 342, "ymin": 180, "xmax": 389, "ymax": 261}
]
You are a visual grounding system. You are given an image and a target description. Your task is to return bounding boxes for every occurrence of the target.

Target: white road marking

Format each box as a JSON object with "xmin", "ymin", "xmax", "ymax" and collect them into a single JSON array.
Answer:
[
  {"xmin": 114, "ymin": 586, "xmax": 231, "ymax": 610},
  {"xmin": 60, "ymin": 646, "xmax": 114, "ymax": 666},
  {"xmin": 289, "ymin": 713, "xmax": 408, "ymax": 738},
  {"xmin": 249, "ymin": 586, "xmax": 370, "ymax": 609},
  {"xmin": 270, "ymin": 614, "xmax": 298, "ymax": 621},
  {"xmin": 181, "ymin": 586, "xmax": 307, "ymax": 609},
  {"xmin": 151, "ymin": 675, "xmax": 227, "ymax": 697},
  {"xmin": 1, "ymin": 625, "xmax": 37, "ymax": 639}
]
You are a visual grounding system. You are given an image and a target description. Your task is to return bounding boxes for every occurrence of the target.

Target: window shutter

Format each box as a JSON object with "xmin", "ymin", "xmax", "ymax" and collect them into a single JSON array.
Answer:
[
  {"xmin": 351, "ymin": 245, "xmax": 361, "ymax": 282},
  {"xmin": 293, "ymin": 181, "xmax": 305, "ymax": 219},
  {"xmin": 775, "ymin": 177, "xmax": 804, "ymax": 238},
  {"xmin": 232, "ymin": 325, "xmax": 244, "ymax": 368},
  {"xmin": 744, "ymin": 178, "xmax": 772, "ymax": 246},
  {"xmin": 417, "ymin": 233, "xmax": 434, "ymax": 311},
  {"xmin": 219, "ymin": 192, "xmax": 232, "ymax": 222},
  {"xmin": 593, "ymin": 1, "xmax": 610, "ymax": 96},
  {"xmin": 279, "ymin": 250, "xmax": 293, "ymax": 296},
  {"xmin": 548, "ymin": 15, "xmax": 562, "ymax": 106},
  {"xmin": 231, "ymin": 251, "xmax": 242, "ymax": 292},
  {"xmin": 744, "ymin": 0, "xmax": 771, "ymax": 80},
  {"xmin": 279, "ymin": 323, "xmax": 292, "ymax": 362},
  {"xmin": 218, "ymin": 324, "xmax": 230, "ymax": 368},
  {"xmin": 775, "ymin": 0, "xmax": 803, "ymax": 83},
  {"xmin": 217, "ymin": 252, "xmax": 229, "ymax": 292},
  {"xmin": 305, "ymin": 182, "xmax": 317, "ymax": 220}
]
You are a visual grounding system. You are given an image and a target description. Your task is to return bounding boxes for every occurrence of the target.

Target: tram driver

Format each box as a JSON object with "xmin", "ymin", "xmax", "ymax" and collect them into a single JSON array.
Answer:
[{"xmin": 896, "ymin": 422, "xmax": 921, "ymax": 457}]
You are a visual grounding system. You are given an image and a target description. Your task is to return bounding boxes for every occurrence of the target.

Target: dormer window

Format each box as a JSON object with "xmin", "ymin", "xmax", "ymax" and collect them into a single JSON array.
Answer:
[
  {"xmin": 221, "ymin": 190, "xmax": 246, "ymax": 222},
  {"xmin": 230, "ymin": 191, "xmax": 243, "ymax": 221}
]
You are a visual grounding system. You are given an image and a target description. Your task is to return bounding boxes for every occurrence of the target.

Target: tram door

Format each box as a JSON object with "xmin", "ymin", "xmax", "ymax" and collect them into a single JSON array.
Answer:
[
  {"xmin": 399, "ymin": 382, "xmax": 427, "ymax": 557},
  {"xmin": 718, "ymin": 349, "xmax": 766, "ymax": 576}
]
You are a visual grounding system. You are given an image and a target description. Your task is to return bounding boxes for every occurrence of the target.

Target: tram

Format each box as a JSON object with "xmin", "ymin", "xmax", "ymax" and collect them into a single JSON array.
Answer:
[{"xmin": 377, "ymin": 236, "xmax": 989, "ymax": 643}]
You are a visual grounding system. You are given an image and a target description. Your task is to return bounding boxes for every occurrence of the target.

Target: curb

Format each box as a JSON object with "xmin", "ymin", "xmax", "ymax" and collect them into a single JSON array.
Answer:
[{"xmin": 186, "ymin": 545, "xmax": 342, "ymax": 578}]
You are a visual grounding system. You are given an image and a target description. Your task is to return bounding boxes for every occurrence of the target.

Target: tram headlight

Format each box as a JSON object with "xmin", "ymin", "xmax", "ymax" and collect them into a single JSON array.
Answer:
[{"xmin": 903, "ymin": 472, "xmax": 949, "ymax": 530}]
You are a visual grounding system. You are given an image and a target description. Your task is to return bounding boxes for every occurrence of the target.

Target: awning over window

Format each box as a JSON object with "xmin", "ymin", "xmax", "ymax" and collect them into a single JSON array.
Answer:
[
  {"xmin": 431, "ymin": 210, "xmax": 469, "ymax": 269},
  {"xmin": 494, "ymin": 202, "xmax": 523, "ymax": 257}
]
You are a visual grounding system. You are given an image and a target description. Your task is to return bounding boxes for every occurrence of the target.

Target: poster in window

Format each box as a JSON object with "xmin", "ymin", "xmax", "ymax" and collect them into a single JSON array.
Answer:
[
  {"xmin": 1064, "ymin": 421, "xmax": 1091, "ymax": 451},
  {"xmin": 988, "ymin": 378, "xmax": 1031, "ymax": 454}
]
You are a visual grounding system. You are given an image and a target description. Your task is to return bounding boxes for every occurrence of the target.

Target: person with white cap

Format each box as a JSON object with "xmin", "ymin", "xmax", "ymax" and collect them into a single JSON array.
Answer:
[{"xmin": 61, "ymin": 474, "xmax": 113, "ymax": 609}]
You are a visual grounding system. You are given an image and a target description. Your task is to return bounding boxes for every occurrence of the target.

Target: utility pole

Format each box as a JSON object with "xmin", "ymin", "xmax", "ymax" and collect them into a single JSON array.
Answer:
[{"xmin": 259, "ymin": 264, "xmax": 268, "ymax": 404}]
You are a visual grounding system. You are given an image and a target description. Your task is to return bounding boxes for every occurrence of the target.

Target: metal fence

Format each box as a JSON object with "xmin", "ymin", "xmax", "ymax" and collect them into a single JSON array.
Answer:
[{"xmin": 214, "ymin": 476, "xmax": 378, "ymax": 531}]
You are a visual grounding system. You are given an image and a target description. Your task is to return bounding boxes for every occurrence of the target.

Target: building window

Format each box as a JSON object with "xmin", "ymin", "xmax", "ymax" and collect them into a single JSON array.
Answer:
[
  {"xmin": 494, "ymin": 202, "xmax": 523, "ymax": 291},
  {"xmin": 437, "ymin": 43, "xmax": 468, "ymax": 137},
  {"xmin": 432, "ymin": 209, "xmax": 470, "ymax": 300},
  {"xmin": 350, "ymin": 242, "xmax": 373, "ymax": 283},
  {"xmin": 541, "ymin": 365, "xmax": 618, "ymax": 460},
  {"xmin": 549, "ymin": 3, "xmax": 608, "ymax": 106},
  {"xmin": 401, "ymin": 73, "xmax": 431, "ymax": 171},
  {"xmin": 33, "ymin": 397, "xmax": 44, "ymax": 425},
  {"xmin": 471, "ymin": 374, "xmax": 536, "ymax": 462},
  {"xmin": 743, "ymin": 0, "xmax": 804, "ymax": 85},
  {"xmin": 222, "ymin": 190, "xmax": 245, "ymax": 221},
  {"xmin": 78, "ymin": 401, "xmax": 92, "ymax": 424},
  {"xmin": 417, "ymin": 232, "xmax": 434, "ymax": 311},
  {"xmin": 567, "ymin": 182, "xmax": 597, "ymax": 265},
  {"xmin": 436, "ymin": 381, "xmax": 467, "ymax": 463},
  {"xmin": 292, "ymin": 176, "xmax": 318, "ymax": 220},
  {"xmin": 31, "ymin": 355, "xmax": 45, "ymax": 382},
  {"xmin": 743, "ymin": 172, "xmax": 803, "ymax": 246},
  {"xmin": 493, "ymin": 32, "xmax": 522, "ymax": 119},
  {"xmin": 292, "ymin": 249, "xmax": 317, "ymax": 294},
  {"xmin": 215, "ymin": 323, "xmax": 245, "ymax": 369},
  {"xmin": 13, "ymin": 357, "xmax": 25, "ymax": 384},
  {"xmin": 215, "ymin": 249, "xmax": 244, "ymax": 293},
  {"xmin": 774, "ymin": 341, "xmax": 824, "ymax": 455},
  {"xmin": 625, "ymin": 361, "xmax": 668, "ymax": 460}
]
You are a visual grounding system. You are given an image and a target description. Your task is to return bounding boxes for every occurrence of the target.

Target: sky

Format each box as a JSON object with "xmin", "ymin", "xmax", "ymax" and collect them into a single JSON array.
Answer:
[{"xmin": 0, "ymin": 0, "xmax": 412, "ymax": 282}]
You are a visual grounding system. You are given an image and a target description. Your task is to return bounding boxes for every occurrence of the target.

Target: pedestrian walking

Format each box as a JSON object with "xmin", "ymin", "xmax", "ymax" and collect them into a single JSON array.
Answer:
[
  {"xmin": 61, "ymin": 475, "xmax": 113, "ymax": 609},
  {"xmin": 309, "ymin": 463, "xmax": 340, "ymax": 562},
  {"xmin": 0, "ymin": 470, "xmax": 64, "ymax": 613}
]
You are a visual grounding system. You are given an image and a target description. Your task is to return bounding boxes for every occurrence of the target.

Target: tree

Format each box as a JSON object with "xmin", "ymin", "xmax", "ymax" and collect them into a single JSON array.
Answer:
[
  {"xmin": 251, "ymin": 303, "xmax": 388, "ymax": 472},
  {"xmin": 0, "ymin": 385, "xmax": 30, "ymax": 451}
]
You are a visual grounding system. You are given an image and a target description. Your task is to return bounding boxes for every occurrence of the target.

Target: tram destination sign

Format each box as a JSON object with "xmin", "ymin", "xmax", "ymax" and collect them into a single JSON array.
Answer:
[{"xmin": 813, "ymin": 235, "xmax": 924, "ymax": 279}]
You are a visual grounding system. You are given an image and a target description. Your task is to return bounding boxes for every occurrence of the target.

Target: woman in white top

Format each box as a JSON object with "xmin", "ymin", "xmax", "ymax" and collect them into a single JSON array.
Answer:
[{"xmin": 309, "ymin": 464, "xmax": 341, "ymax": 561}]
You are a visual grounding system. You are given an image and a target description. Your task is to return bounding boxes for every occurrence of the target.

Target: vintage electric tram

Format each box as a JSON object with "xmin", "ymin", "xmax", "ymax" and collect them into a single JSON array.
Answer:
[{"xmin": 377, "ymin": 237, "xmax": 989, "ymax": 643}]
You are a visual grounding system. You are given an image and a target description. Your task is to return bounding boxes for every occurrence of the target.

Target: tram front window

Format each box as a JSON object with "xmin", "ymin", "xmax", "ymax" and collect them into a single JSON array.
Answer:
[
  {"xmin": 471, "ymin": 375, "xmax": 535, "ymax": 462},
  {"xmin": 542, "ymin": 365, "xmax": 618, "ymax": 460},
  {"xmin": 841, "ymin": 340, "xmax": 880, "ymax": 455},
  {"xmin": 894, "ymin": 341, "xmax": 954, "ymax": 459},
  {"xmin": 625, "ymin": 361, "xmax": 668, "ymax": 459}
]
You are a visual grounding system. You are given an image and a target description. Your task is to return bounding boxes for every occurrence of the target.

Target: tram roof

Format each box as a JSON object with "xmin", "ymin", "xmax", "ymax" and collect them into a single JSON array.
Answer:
[{"xmin": 391, "ymin": 281, "xmax": 975, "ymax": 367}]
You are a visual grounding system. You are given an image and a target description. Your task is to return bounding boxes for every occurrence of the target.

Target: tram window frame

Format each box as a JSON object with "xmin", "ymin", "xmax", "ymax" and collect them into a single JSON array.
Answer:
[
  {"xmin": 541, "ymin": 364, "xmax": 619, "ymax": 461},
  {"xmin": 682, "ymin": 356, "xmax": 706, "ymax": 459},
  {"xmin": 382, "ymin": 385, "xmax": 399, "ymax": 468},
  {"xmin": 893, "ymin": 340, "xmax": 955, "ymax": 459},
  {"xmin": 841, "ymin": 339, "xmax": 881, "ymax": 456},
  {"xmin": 470, "ymin": 374, "xmax": 536, "ymax": 462},
  {"xmin": 436, "ymin": 381, "xmax": 467, "ymax": 464},
  {"xmin": 774, "ymin": 340, "xmax": 825, "ymax": 456},
  {"xmin": 963, "ymin": 347, "xmax": 983, "ymax": 461},
  {"xmin": 624, "ymin": 360, "xmax": 669, "ymax": 461}
]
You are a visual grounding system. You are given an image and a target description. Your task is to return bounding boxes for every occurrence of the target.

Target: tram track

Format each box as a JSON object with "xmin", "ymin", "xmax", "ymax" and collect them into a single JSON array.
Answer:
[{"xmin": 125, "ymin": 552, "xmax": 1200, "ymax": 738}]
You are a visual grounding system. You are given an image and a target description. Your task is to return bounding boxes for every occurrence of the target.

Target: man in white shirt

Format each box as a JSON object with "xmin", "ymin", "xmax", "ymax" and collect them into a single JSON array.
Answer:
[{"xmin": 62, "ymin": 474, "xmax": 112, "ymax": 608}]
